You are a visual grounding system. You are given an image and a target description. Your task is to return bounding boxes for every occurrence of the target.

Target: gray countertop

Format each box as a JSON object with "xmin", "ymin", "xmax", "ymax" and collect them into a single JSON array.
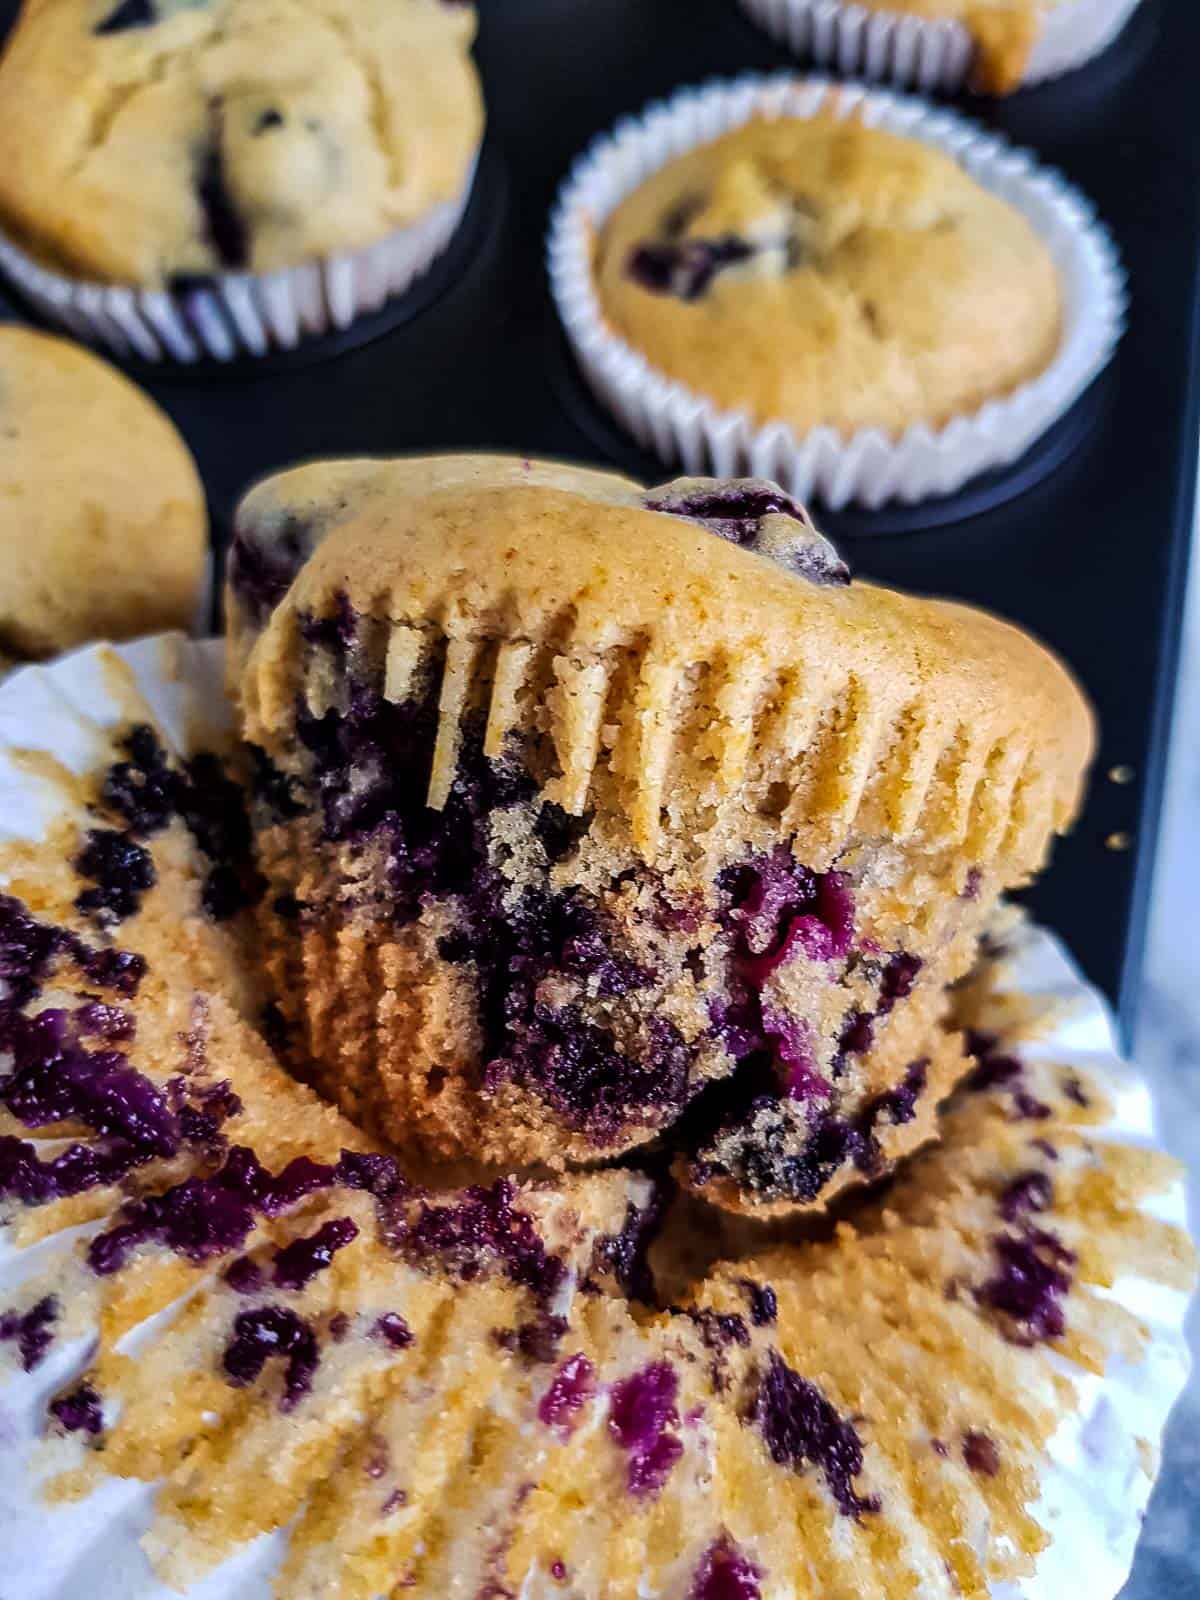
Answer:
[{"xmin": 1122, "ymin": 529, "xmax": 1200, "ymax": 1598}]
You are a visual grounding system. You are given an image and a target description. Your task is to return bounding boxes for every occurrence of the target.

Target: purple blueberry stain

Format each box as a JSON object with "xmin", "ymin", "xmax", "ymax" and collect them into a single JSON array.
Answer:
[
  {"xmin": 195, "ymin": 118, "xmax": 248, "ymax": 271},
  {"xmin": 998, "ymin": 1171, "xmax": 1054, "ymax": 1224},
  {"xmin": 877, "ymin": 952, "xmax": 922, "ymax": 1015},
  {"xmin": 962, "ymin": 1431, "xmax": 1001, "ymax": 1477},
  {"xmin": 101, "ymin": 725, "xmax": 179, "ymax": 837},
  {"xmin": 85, "ymin": 1145, "xmax": 377, "ymax": 1276},
  {"xmin": 0, "ymin": 894, "xmax": 145, "ymax": 1007},
  {"xmin": 299, "ymin": 592, "xmax": 359, "ymax": 656},
  {"xmin": 643, "ymin": 480, "xmax": 850, "ymax": 587},
  {"xmin": 589, "ymin": 1183, "xmax": 671, "ymax": 1304},
  {"xmin": 272, "ymin": 1217, "xmax": 359, "ymax": 1291},
  {"xmin": 48, "ymin": 1381, "xmax": 104, "ymax": 1436},
  {"xmin": 1, "ymin": 1005, "xmax": 178, "ymax": 1159},
  {"xmin": 628, "ymin": 235, "xmax": 755, "ymax": 301},
  {"xmin": 336, "ymin": 1150, "xmax": 406, "ymax": 1200},
  {"xmin": 74, "ymin": 828, "xmax": 156, "ymax": 926},
  {"xmin": 374, "ymin": 1312, "xmax": 414, "ymax": 1351},
  {"xmin": 690, "ymin": 1534, "xmax": 763, "ymax": 1600},
  {"xmin": 293, "ymin": 689, "xmax": 690, "ymax": 1143},
  {"xmin": 75, "ymin": 1001, "xmax": 134, "ymax": 1042},
  {"xmin": 224, "ymin": 1256, "xmax": 264, "ymax": 1296},
  {"xmin": 538, "ymin": 1352, "xmax": 595, "ymax": 1435},
  {"xmin": 93, "ymin": 725, "xmax": 265, "ymax": 922},
  {"xmin": 750, "ymin": 1351, "xmax": 878, "ymax": 1519},
  {"xmin": 688, "ymin": 1309, "xmax": 751, "ymax": 1391},
  {"xmin": 400, "ymin": 1180, "xmax": 566, "ymax": 1306},
  {"xmin": 228, "ymin": 512, "xmax": 315, "ymax": 625},
  {"xmin": 738, "ymin": 1279, "xmax": 777, "ymax": 1327},
  {"xmin": 222, "ymin": 1305, "xmax": 320, "ymax": 1411},
  {"xmin": 966, "ymin": 1035, "xmax": 1052, "ymax": 1122},
  {"xmin": 976, "ymin": 1229, "xmax": 1075, "ymax": 1345},
  {"xmin": 0, "ymin": 1295, "xmax": 58, "ymax": 1371},
  {"xmin": 685, "ymin": 1056, "xmax": 926, "ymax": 1206},
  {"xmin": 607, "ymin": 1361, "xmax": 683, "ymax": 1499},
  {"xmin": 1013, "ymin": 1091, "xmax": 1053, "ymax": 1122},
  {"xmin": 496, "ymin": 1314, "xmax": 568, "ymax": 1364},
  {"xmin": 0, "ymin": 1135, "xmax": 147, "ymax": 1205}
]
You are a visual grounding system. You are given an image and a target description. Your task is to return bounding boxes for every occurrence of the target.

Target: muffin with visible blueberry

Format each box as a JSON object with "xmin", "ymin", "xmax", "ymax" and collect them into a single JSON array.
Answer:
[
  {"xmin": 592, "ymin": 112, "xmax": 1060, "ymax": 441},
  {"xmin": 0, "ymin": 0, "xmax": 482, "ymax": 355},
  {"xmin": 0, "ymin": 326, "xmax": 206, "ymax": 660},
  {"xmin": 230, "ymin": 455, "xmax": 1092, "ymax": 1215}
]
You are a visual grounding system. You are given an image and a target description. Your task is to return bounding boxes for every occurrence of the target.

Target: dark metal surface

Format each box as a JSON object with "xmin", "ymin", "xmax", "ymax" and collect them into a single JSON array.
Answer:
[{"xmin": 1, "ymin": 0, "xmax": 1197, "ymax": 1047}]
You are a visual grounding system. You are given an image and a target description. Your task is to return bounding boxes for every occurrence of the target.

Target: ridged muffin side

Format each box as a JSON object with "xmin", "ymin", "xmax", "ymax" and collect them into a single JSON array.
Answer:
[{"xmin": 230, "ymin": 456, "xmax": 1093, "ymax": 1212}]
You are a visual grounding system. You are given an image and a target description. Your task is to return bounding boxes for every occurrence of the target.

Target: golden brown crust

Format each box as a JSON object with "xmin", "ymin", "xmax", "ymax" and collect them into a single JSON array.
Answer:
[
  {"xmin": 0, "ymin": 0, "xmax": 482, "ymax": 284},
  {"xmin": 0, "ymin": 326, "xmax": 207, "ymax": 657},
  {"xmin": 594, "ymin": 113, "xmax": 1061, "ymax": 435},
  {"xmin": 239, "ymin": 454, "xmax": 1094, "ymax": 878}
]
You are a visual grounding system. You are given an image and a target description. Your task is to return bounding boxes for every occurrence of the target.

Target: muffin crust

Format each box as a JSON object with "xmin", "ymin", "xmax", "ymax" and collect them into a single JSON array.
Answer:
[
  {"xmin": 0, "ymin": 327, "xmax": 207, "ymax": 659},
  {"xmin": 594, "ymin": 113, "xmax": 1061, "ymax": 439},
  {"xmin": 0, "ymin": 0, "xmax": 482, "ymax": 285}
]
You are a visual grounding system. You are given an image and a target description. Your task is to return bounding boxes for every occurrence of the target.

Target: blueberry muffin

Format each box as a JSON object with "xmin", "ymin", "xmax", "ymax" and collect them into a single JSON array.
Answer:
[
  {"xmin": 0, "ymin": 0, "xmax": 482, "ymax": 285},
  {"xmin": 0, "ymin": 327, "xmax": 206, "ymax": 660},
  {"xmin": 593, "ymin": 113, "xmax": 1061, "ymax": 440},
  {"xmin": 0, "ymin": 641, "xmax": 1190, "ymax": 1599},
  {"xmin": 0, "ymin": 714, "xmax": 1190, "ymax": 1599},
  {"xmin": 228, "ymin": 456, "xmax": 1093, "ymax": 1215}
]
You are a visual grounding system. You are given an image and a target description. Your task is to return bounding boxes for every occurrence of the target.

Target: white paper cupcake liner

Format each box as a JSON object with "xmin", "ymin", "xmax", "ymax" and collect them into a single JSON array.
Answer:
[
  {"xmin": 547, "ymin": 75, "xmax": 1125, "ymax": 508},
  {"xmin": 0, "ymin": 633, "xmax": 1193, "ymax": 1598},
  {"xmin": 0, "ymin": 155, "xmax": 479, "ymax": 366},
  {"xmin": 735, "ymin": 0, "xmax": 1144, "ymax": 95}
]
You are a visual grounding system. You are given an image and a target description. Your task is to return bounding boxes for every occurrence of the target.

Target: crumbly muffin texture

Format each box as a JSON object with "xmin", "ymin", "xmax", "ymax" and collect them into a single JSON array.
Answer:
[
  {"xmin": 594, "ymin": 113, "xmax": 1061, "ymax": 438},
  {"xmin": 0, "ymin": 326, "xmax": 207, "ymax": 659},
  {"xmin": 0, "ymin": 690, "xmax": 1191, "ymax": 1600},
  {"xmin": 230, "ymin": 455, "xmax": 1093, "ymax": 1215},
  {"xmin": 0, "ymin": 0, "xmax": 482, "ymax": 285}
]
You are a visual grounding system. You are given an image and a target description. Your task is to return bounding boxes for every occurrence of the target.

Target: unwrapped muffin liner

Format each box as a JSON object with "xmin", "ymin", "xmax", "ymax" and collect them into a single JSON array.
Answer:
[
  {"xmin": 0, "ymin": 634, "xmax": 1191, "ymax": 1596},
  {"xmin": 0, "ymin": 156, "xmax": 478, "ymax": 365},
  {"xmin": 736, "ymin": 0, "xmax": 1144, "ymax": 96},
  {"xmin": 547, "ymin": 75, "xmax": 1125, "ymax": 508}
]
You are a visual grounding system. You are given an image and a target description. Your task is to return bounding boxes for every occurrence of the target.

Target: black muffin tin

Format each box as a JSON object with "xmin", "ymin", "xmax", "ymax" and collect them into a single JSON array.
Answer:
[{"xmin": 1, "ymin": 0, "xmax": 1197, "ymax": 1045}]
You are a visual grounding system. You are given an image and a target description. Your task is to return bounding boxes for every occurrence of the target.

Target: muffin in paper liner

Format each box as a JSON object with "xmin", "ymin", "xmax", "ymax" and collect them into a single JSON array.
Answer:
[
  {"xmin": 735, "ymin": 0, "xmax": 1144, "ymax": 97},
  {"xmin": 547, "ymin": 75, "xmax": 1125, "ymax": 509},
  {"xmin": 227, "ymin": 454, "xmax": 1092, "ymax": 1217},
  {"xmin": 0, "ymin": 633, "xmax": 1192, "ymax": 1599},
  {"xmin": 0, "ymin": 170, "xmax": 478, "ymax": 365},
  {"xmin": 0, "ymin": 0, "xmax": 483, "ymax": 365}
]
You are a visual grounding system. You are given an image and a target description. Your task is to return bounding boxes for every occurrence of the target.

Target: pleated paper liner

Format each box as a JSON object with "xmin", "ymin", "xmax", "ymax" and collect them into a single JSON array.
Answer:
[
  {"xmin": 0, "ymin": 150, "xmax": 483, "ymax": 367},
  {"xmin": 735, "ymin": 0, "xmax": 1144, "ymax": 96},
  {"xmin": 547, "ymin": 74, "xmax": 1125, "ymax": 508},
  {"xmin": 0, "ymin": 634, "xmax": 1192, "ymax": 1599}
]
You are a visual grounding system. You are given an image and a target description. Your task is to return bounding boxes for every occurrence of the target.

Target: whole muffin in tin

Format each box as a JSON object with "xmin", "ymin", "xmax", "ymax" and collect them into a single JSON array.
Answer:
[
  {"xmin": 593, "ymin": 113, "xmax": 1061, "ymax": 441},
  {"xmin": 229, "ymin": 455, "xmax": 1092, "ymax": 1215},
  {"xmin": 0, "ymin": 0, "xmax": 482, "ymax": 286}
]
